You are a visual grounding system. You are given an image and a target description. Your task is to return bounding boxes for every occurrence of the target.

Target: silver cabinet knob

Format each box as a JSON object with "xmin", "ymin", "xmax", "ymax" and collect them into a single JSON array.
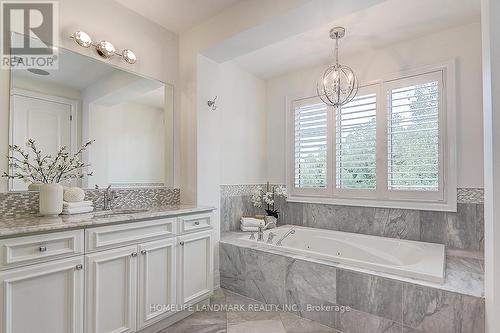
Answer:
[
  {"xmin": 39, "ymin": 246, "xmax": 47, "ymax": 252},
  {"xmin": 140, "ymin": 250, "xmax": 147, "ymax": 255},
  {"xmin": 194, "ymin": 221, "xmax": 200, "ymax": 226},
  {"xmin": 179, "ymin": 241, "xmax": 185, "ymax": 246},
  {"xmin": 131, "ymin": 252, "xmax": 138, "ymax": 257},
  {"xmin": 75, "ymin": 264, "xmax": 83, "ymax": 270}
]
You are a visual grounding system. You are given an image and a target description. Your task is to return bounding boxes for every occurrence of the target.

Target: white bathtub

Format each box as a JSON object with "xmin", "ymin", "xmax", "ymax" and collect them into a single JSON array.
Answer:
[{"xmin": 240, "ymin": 225, "xmax": 445, "ymax": 283}]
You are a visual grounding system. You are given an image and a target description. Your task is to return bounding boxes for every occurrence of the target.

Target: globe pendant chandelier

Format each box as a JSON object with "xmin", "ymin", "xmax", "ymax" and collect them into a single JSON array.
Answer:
[{"xmin": 317, "ymin": 27, "xmax": 358, "ymax": 107}]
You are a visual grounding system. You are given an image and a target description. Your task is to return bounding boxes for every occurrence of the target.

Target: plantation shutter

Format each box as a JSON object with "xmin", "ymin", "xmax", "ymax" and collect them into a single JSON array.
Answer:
[
  {"xmin": 336, "ymin": 92, "xmax": 377, "ymax": 189},
  {"xmin": 294, "ymin": 97, "xmax": 328, "ymax": 189},
  {"xmin": 387, "ymin": 72, "xmax": 441, "ymax": 191}
]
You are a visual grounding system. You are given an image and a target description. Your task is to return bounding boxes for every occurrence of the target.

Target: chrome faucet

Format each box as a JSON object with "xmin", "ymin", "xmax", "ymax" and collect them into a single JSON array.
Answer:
[
  {"xmin": 257, "ymin": 222, "xmax": 276, "ymax": 242},
  {"xmin": 276, "ymin": 228, "xmax": 296, "ymax": 246},
  {"xmin": 257, "ymin": 224, "xmax": 265, "ymax": 241},
  {"xmin": 96, "ymin": 185, "xmax": 117, "ymax": 210},
  {"xmin": 266, "ymin": 232, "xmax": 276, "ymax": 244}
]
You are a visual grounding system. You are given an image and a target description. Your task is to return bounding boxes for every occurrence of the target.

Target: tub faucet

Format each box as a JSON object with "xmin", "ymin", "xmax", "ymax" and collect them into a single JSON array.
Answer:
[
  {"xmin": 257, "ymin": 224, "xmax": 265, "ymax": 242},
  {"xmin": 276, "ymin": 228, "xmax": 296, "ymax": 246},
  {"xmin": 267, "ymin": 232, "xmax": 276, "ymax": 244}
]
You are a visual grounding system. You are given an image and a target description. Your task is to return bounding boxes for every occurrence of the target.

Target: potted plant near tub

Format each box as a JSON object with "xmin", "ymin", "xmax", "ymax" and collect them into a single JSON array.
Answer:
[
  {"xmin": 251, "ymin": 182, "xmax": 287, "ymax": 227},
  {"xmin": 2, "ymin": 139, "xmax": 94, "ymax": 216}
]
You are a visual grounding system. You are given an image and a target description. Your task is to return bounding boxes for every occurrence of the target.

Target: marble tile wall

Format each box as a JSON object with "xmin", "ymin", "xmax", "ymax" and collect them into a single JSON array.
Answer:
[
  {"xmin": 0, "ymin": 187, "xmax": 181, "ymax": 216},
  {"xmin": 220, "ymin": 242, "xmax": 485, "ymax": 333},
  {"xmin": 221, "ymin": 185, "xmax": 484, "ymax": 251}
]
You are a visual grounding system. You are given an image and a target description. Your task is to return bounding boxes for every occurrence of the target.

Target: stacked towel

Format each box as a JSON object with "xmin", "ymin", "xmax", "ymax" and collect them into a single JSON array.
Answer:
[
  {"xmin": 62, "ymin": 200, "xmax": 94, "ymax": 215},
  {"xmin": 240, "ymin": 217, "xmax": 264, "ymax": 232}
]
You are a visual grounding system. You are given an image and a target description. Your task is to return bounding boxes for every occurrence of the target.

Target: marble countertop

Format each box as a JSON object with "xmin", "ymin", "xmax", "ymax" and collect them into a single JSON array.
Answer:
[
  {"xmin": 221, "ymin": 231, "xmax": 484, "ymax": 298},
  {"xmin": 0, "ymin": 205, "xmax": 215, "ymax": 238}
]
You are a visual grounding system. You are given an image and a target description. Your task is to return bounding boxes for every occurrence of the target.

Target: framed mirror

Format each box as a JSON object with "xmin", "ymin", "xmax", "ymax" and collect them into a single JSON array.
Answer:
[{"xmin": 7, "ymin": 36, "xmax": 174, "ymax": 191}]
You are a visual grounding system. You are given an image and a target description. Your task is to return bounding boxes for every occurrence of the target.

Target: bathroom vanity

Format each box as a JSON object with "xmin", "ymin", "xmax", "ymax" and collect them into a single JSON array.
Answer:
[{"xmin": 0, "ymin": 206, "xmax": 215, "ymax": 333}]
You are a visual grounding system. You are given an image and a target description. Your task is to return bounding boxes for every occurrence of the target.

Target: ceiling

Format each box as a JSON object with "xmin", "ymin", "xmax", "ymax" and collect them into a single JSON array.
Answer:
[
  {"xmin": 231, "ymin": 0, "xmax": 481, "ymax": 79},
  {"xmin": 114, "ymin": 0, "xmax": 244, "ymax": 34}
]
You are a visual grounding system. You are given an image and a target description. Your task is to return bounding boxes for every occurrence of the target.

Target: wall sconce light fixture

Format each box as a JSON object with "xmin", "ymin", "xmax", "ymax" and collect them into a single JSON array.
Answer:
[
  {"xmin": 207, "ymin": 96, "xmax": 217, "ymax": 111},
  {"xmin": 70, "ymin": 30, "xmax": 137, "ymax": 64}
]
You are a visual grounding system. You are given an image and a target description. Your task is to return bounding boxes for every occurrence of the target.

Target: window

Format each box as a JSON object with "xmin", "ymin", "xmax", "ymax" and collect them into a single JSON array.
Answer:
[
  {"xmin": 292, "ymin": 96, "xmax": 329, "ymax": 193},
  {"xmin": 336, "ymin": 91, "xmax": 377, "ymax": 190},
  {"xmin": 288, "ymin": 64, "xmax": 456, "ymax": 211},
  {"xmin": 387, "ymin": 76, "xmax": 440, "ymax": 192}
]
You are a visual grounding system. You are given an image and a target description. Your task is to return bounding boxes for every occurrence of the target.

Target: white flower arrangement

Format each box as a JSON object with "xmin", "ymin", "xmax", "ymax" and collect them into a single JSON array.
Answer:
[
  {"xmin": 251, "ymin": 182, "xmax": 287, "ymax": 217},
  {"xmin": 2, "ymin": 139, "xmax": 94, "ymax": 184}
]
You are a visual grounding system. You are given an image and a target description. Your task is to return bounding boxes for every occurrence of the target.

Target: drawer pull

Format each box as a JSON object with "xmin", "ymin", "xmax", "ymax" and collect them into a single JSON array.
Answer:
[
  {"xmin": 131, "ymin": 252, "xmax": 138, "ymax": 257},
  {"xmin": 75, "ymin": 264, "xmax": 83, "ymax": 270},
  {"xmin": 179, "ymin": 241, "xmax": 185, "ymax": 246},
  {"xmin": 194, "ymin": 221, "xmax": 200, "ymax": 226},
  {"xmin": 141, "ymin": 250, "xmax": 147, "ymax": 255},
  {"xmin": 39, "ymin": 246, "xmax": 47, "ymax": 252}
]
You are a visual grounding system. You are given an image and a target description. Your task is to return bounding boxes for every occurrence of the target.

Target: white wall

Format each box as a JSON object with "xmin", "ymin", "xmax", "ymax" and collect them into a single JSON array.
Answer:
[
  {"xmin": 482, "ymin": 0, "xmax": 500, "ymax": 331},
  {"xmin": 197, "ymin": 58, "xmax": 267, "ymax": 186},
  {"xmin": 0, "ymin": 0, "xmax": 178, "ymax": 191},
  {"xmin": 196, "ymin": 55, "xmax": 267, "ymax": 286},
  {"xmin": 180, "ymin": 0, "xmax": 337, "ymax": 204},
  {"xmin": 266, "ymin": 22, "xmax": 484, "ymax": 188},
  {"xmin": 218, "ymin": 63, "xmax": 268, "ymax": 184},
  {"xmin": 12, "ymin": 76, "xmax": 82, "ymax": 101},
  {"xmin": 88, "ymin": 102, "xmax": 166, "ymax": 188}
]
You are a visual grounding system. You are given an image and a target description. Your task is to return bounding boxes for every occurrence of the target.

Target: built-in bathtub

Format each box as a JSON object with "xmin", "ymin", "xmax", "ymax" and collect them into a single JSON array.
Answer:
[{"xmin": 240, "ymin": 225, "xmax": 446, "ymax": 283}]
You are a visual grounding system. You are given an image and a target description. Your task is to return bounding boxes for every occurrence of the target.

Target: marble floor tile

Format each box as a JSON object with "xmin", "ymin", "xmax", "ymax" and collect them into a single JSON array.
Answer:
[
  {"xmin": 159, "ymin": 288, "xmax": 345, "ymax": 333},
  {"xmin": 227, "ymin": 319, "xmax": 286, "ymax": 333},
  {"xmin": 158, "ymin": 310, "xmax": 227, "ymax": 333}
]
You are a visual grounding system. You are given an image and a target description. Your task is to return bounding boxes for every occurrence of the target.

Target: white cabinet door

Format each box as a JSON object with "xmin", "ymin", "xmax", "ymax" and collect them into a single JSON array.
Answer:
[
  {"xmin": 177, "ymin": 230, "xmax": 213, "ymax": 305},
  {"xmin": 137, "ymin": 239, "xmax": 176, "ymax": 329},
  {"xmin": 86, "ymin": 246, "xmax": 137, "ymax": 333},
  {"xmin": 0, "ymin": 256, "xmax": 84, "ymax": 333}
]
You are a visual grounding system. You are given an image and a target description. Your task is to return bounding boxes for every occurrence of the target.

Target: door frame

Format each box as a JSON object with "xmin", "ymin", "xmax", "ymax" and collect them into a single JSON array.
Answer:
[{"xmin": 8, "ymin": 88, "xmax": 79, "ymax": 191}]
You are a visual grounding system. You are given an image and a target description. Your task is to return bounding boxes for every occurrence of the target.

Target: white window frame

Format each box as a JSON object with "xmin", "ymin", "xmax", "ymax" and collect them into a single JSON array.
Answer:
[{"xmin": 285, "ymin": 61, "xmax": 457, "ymax": 212}]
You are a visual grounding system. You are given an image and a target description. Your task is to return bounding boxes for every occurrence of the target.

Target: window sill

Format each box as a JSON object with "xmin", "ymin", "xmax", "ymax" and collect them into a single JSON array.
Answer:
[{"xmin": 286, "ymin": 195, "xmax": 457, "ymax": 212}]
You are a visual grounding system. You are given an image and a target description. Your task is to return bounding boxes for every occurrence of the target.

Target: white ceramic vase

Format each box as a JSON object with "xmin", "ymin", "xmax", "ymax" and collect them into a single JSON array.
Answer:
[{"xmin": 39, "ymin": 183, "xmax": 63, "ymax": 216}]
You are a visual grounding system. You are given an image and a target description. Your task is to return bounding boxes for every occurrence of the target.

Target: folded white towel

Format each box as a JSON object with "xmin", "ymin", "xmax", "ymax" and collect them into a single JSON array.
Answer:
[
  {"xmin": 63, "ymin": 200, "xmax": 93, "ymax": 208},
  {"xmin": 240, "ymin": 217, "xmax": 264, "ymax": 228},
  {"xmin": 61, "ymin": 206, "xmax": 94, "ymax": 215},
  {"xmin": 240, "ymin": 225, "xmax": 260, "ymax": 232}
]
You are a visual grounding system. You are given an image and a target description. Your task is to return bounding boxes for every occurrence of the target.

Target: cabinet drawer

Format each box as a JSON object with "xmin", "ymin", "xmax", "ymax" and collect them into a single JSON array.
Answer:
[
  {"xmin": 85, "ymin": 218, "xmax": 175, "ymax": 252},
  {"xmin": 0, "ymin": 230, "xmax": 84, "ymax": 269},
  {"xmin": 178, "ymin": 213, "xmax": 212, "ymax": 234}
]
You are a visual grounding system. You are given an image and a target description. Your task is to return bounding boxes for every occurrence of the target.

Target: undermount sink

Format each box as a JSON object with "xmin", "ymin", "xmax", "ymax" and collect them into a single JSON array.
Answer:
[{"xmin": 95, "ymin": 208, "xmax": 149, "ymax": 217}]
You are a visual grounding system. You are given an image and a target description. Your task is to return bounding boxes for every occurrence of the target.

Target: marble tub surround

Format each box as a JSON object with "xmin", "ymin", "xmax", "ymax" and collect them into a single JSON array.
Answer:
[
  {"xmin": 0, "ymin": 205, "xmax": 212, "ymax": 238},
  {"xmin": 0, "ymin": 187, "xmax": 180, "ymax": 217},
  {"xmin": 220, "ymin": 185, "xmax": 484, "ymax": 252},
  {"xmin": 220, "ymin": 235, "xmax": 484, "ymax": 333},
  {"xmin": 221, "ymin": 232, "xmax": 484, "ymax": 298}
]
